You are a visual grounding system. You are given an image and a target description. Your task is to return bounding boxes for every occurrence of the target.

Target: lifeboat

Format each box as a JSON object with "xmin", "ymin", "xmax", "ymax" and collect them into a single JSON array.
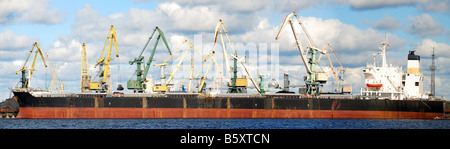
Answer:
[{"xmin": 366, "ymin": 84, "xmax": 382, "ymax": 87}]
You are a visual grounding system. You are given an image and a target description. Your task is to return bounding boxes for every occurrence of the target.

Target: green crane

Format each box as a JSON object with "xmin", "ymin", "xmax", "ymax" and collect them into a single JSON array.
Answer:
[
  {"xmin": 127, "ymin": 26, "xmax": 172, "ymax": 93},
  {"xmin": 275, "ymin": 12, "xmax": 327, "ymax": 95}
]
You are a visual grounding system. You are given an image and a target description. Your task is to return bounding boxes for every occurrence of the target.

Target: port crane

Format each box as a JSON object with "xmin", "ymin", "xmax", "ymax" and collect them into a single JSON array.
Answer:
[
  {"xmin": 90, "ymin": 25, "xmax": 119, "ymax": 93},
  {"xmin": 153, "ymin": 40, "xmax": 205, "ymax": 92},
  {"xmin": 275, "ymin": 12, "xmax": 327, "ymax": 95},
  {"xmin": 15, "ymin": 42, "xmax": 48, "ymax": 89},
  {"xmin": 210, "ymin": 20, "xmax": 262, "ymax": 93},
  {"xmin": 127, "ymin": 26, "xmax": 172, "ymax": 93}
]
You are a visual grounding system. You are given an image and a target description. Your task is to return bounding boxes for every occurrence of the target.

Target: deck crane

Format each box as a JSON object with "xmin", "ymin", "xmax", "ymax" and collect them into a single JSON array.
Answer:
[
  {"xmin": 80, "ymin": 43, "xmax": 91, "ymax": 93},
  {"xmin": 275, "ymin": 12, "xmax": 327, "ymax": 95},
  {"xmin": 15, "ymin": 42, "xmax": 47, "ymax": 89},
  {"xmin": 90, "ymin": 25, "xmax": 119, "ymax": 93},
  {"xmin": 127, "ymin": 26, "xmax": 172, "ymax": 93}
]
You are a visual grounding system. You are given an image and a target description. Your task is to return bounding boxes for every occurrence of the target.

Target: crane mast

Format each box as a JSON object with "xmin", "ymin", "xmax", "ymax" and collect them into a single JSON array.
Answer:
[{"xmin": 429, "ymin": 47, "xmax": 436, "ymax": 97}]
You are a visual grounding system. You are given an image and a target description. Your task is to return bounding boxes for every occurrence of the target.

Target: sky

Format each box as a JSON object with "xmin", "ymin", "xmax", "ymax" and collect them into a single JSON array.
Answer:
[{"xmin": 0, "ymin": 0, "xmax": 449, "ymax": 101}]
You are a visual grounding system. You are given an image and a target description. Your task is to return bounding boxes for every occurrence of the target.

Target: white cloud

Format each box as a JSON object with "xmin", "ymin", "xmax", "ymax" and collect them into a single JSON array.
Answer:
[
  {"xmin": 337, "ymin": 0, "xmax": 450, "ymax": 13},
  {"xmin": 143, "ymin": 0, "xmax": 322, "ymax": 12},
  {"xmin": 0, "ymin": 30, "xmax": 36, "ymax": 50},
  {"xmin": 417, "ymin": 0, "xmax": 450, "ymax": 12},
  {"xmin": 372, "ymin": 15, "xmax": 402, "ymax": 31},
  {"xmin": 274, "ymin": 16, "xmax": 408, "ymax": 53},
  {"xmin": 275, "ymin": 0, "xmax": 323, "ymax": 12},
  {"xmin": 0, "ymin": 0, "xmax": 66, "ymax": 24},
  {"xmin": 337, "ymin": 0, "xmax": 425, "ymax": 10},
  {"xmin": 156, "ymin": 2, "xmax": 259, "ymax": 32},
  {"xmin": 414, "ymin": 39, "xmax": 450, "ymax": 58},
  {"xmin": 0, "ymin": 30, "xmax": 38, "ymax": 63},
  {"xmin": 407, "ymin": 14, "xmax": 447, "ymax": 38},
  {"xmin": 47, "ymin": 37, "xmax": 83, "ymax": 62}
]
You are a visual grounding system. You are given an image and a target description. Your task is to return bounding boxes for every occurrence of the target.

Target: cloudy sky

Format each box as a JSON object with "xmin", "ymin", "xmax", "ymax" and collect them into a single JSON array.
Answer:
[{"xmin": 0, "ymin": 0, "xmax": 449, "ymax": 100}]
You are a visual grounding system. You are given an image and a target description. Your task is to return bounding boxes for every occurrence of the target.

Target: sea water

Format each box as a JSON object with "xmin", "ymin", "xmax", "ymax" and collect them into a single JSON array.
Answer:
[{"xmin": 0, "ymin": 119, "xmax": 448, "ymax": 129}]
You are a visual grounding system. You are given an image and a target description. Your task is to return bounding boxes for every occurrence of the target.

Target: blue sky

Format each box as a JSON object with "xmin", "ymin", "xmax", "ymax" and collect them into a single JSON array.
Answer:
[{"xmin": 0, "ymin": 0, "xmax": 449, "ymax": 100}]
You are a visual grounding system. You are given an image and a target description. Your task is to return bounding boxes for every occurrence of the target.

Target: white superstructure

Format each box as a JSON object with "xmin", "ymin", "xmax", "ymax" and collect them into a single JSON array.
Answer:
[{"xmin": 361, "ymin": 34, "xmax": 429, "ymax": 100}]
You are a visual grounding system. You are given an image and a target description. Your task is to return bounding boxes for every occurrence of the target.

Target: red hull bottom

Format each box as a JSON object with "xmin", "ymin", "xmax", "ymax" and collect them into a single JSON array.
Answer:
[{"xmin": 17, "ymin": 107, "xmax": 443, "ymax": 119}]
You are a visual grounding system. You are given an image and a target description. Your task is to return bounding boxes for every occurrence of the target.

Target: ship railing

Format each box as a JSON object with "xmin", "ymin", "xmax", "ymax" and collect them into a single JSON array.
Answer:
[
  {"xmin": 214, "ymin": 93, "xmax": 265, "ymax": 98},
  {"xmin": 360, "ymin": 88, "xmax": 404, "ymax": 100},
  {"xmin": 119, "ymin": 93, "xmax": 174, "ymax": 97}
]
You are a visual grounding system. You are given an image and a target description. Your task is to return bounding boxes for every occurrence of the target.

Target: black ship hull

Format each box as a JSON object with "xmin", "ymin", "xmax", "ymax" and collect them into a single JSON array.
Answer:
[{"xmin": 13, "ymin": 91, "xmax": 445, "ymax": 119}]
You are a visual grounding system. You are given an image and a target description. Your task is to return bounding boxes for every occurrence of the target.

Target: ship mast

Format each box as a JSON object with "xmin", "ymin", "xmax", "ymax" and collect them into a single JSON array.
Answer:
[
  {"xmin": 429, "ymin": 47, "xmax": 436, "ymax": 97},
  {"xmin": 379, "ymin": 33, "xmax": 389, "ymax": 67}
]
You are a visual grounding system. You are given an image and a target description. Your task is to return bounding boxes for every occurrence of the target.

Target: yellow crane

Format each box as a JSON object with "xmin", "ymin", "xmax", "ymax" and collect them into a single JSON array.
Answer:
[
  {"xmin": 81, "ymin": 43, "xmax": 91, "ymax": 93},
  {"xmin": 90, "ymin": 25, "xmax": 119, "ymax": 93},
  {"xmin": 15, "ymin": 42, "xmax": 47, "ymax": 88}
]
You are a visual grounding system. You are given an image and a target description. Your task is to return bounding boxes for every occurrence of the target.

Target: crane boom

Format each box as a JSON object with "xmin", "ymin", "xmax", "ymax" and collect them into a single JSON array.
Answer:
[
  {"xmin": 102, "ymin": 25, "xmax": 118, "ymax": 84},
  {"xmin": 197, "ymin": 53, "xmax": 222, "ymax": 93},
  {"xmin": 276, "ymin": 12, "xmax": 311, "ymax": 74},
  {"xmin": 165, "ymin": 42, "xmax": 191, "ymax": 86},
  {"xmin": 143, "ymin": 27, "xmax": 172, "ymax": 78},
  {"xmin": 211, "ymin": 20, "xmax": 239, "ymax": 82},
  {"xmin": 293, "ymin": 13, "xmax": 316, "ymax": 48}
]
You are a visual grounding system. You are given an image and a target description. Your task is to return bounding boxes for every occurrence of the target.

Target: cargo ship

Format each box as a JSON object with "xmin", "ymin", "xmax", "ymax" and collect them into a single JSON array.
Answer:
[
  {"xmin": 11, "ymin": 41, "xmax": 445, "ymax": 119},
  {"xmin": 10, "ymin": 13, "xmax": 446, "ymax": 119},
  {"xmin": 13, "ymin": 89, "xmax": 444, "ymax": 119}
]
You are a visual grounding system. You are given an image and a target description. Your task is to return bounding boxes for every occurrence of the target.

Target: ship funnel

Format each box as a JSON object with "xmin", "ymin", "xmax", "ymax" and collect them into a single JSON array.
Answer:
[{"xmin": 407, "ymin": 50, "xmax": 420, "ymax": 74}]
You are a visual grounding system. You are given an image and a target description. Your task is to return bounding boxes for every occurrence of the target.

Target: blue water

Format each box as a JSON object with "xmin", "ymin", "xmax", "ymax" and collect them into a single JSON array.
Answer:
[{"xmin": 0, "ymin": 119, "xmax": 448, "ymax": 129}]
